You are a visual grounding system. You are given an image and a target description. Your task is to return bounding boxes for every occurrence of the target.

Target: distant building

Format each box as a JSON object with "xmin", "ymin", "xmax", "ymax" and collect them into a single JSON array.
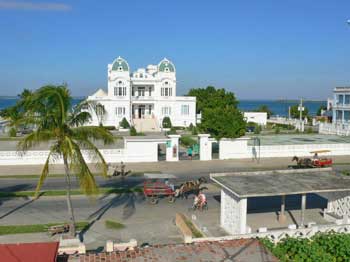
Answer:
[
  {"xmin": 331, "ymin": 87, "xmax": 350, "ymax": 123},
  {"xmin": 87, "ymin": 56, "xmax": 196, "ymax": 131},
  {"xmin": 243, "ymin": 112, "xmax": 267, "ymax": 126},
  {"xmin": 319, "ymin": 87, "xmax": 350, "ymax": 135}
]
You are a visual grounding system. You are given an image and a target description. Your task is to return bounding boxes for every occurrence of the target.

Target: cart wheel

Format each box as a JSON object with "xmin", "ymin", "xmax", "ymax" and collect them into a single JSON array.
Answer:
[
  {"xmin": 149, "ymin": 197, "xmax": 158, "ymax": 205},
  {"xmin": 168, "ymin": 196, "xmax": 175, "ymax": 203}
]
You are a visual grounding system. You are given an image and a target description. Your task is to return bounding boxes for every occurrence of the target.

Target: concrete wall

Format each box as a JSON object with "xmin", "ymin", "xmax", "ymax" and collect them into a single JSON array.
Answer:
[
  {"xmin": 0, "ymin": 139, "xmax": 159, "ymax": 165},
  {"xmin": 219, "ymin": 138, "xmax": 350, "ymax": 160}
]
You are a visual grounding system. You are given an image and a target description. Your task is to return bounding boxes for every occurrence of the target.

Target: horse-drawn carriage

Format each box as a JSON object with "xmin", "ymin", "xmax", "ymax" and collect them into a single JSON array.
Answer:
[
  {"xmin": 143, "ymin": 173, "xmax": 208, "ymax": 204},
  {"xmin": 143, "ymin": 173, "xmax": 176, "ymax": 204},
  {"xmin": 292, "ymin": 150, "xmax": 333, "ymax": 168}
]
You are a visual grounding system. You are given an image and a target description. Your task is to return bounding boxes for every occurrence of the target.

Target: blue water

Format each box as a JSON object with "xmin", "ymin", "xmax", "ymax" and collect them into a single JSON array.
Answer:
[
  {"xmin": 0, "ymin": 97, "xmax": 326, "ymax": 117},
  {"xmin": 239, "ymin": 100, "xmax": 326, "ymax": 117}
]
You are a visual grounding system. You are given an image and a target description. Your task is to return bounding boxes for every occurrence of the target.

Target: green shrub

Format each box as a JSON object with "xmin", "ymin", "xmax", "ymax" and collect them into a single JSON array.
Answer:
[
  {"xmin": 192, "ymin": 127, "xmax": 198, "ymax": 135},
  {"xmin": 274, "ymin": 123, "xmax": 294, "ymax": 130},
  {"xmin": 306, "ymin": 127, "xmax": 313, "ymax": 134},
  {"xmin": 119, "ymin": 117, "xmax": 130, "ymax": 129},
  {"xmin": 8, "ymin": 127, "xmax": 17, "ymax": 137},
  {"xmin": 167, "ymin": 127, "xmax": 177, "ymax": 135},
  {"xmin": 162, "ymin": 117, "xmax": 172, "ymax": 128},
  {"xmin": 261, "ymin": 232, "xmax": 350, "ymax": 262},
  {"xmin": 104, "ymin": 126, "xmax": 116, "ymax": 130},
  {"xmin": 254, "ymin": 125, "xmax": 262, "ymax": 134},
  {"xmin": 130, "ymin": 126, "xmax": 137, "ymax": 136},
  {"xmin": 275, "ymin": 126, "xmax": 280, "ymax": 134},
  {"xmin": 180, "ymin": 136, "xmax": 197, "ymax": 147}
]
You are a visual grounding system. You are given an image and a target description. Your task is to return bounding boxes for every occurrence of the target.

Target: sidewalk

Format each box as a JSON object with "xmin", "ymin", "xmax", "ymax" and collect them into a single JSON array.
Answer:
[{"xmin": 0, "ymin": 156, "xmax": 349, "ymax": 176}]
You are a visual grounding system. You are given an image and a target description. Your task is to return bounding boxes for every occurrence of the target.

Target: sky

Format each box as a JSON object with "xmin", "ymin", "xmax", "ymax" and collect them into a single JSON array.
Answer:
[{"xmin": 0, "ymin": 0, "xmax": 350, "ymax": 100}]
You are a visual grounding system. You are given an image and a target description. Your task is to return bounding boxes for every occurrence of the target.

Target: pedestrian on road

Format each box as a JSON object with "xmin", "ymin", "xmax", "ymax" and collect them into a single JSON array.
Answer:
[{"xmin": 187, "ymin": 147, "xmax": 193, "ymax": 160}]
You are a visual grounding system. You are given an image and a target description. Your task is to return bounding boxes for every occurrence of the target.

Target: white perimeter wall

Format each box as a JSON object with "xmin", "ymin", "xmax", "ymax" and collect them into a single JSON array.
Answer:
[
  {"xmin": 0, "ymin": 140, "xmax": 159, "ymax": 165},
  {"xmin": 219, "ymin": 138, "xmax": 350, "ymax": 159}
]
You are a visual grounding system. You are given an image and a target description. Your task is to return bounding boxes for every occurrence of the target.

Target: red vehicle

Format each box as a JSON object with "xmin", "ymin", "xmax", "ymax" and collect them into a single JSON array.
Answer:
[
  {"xmin": 310, "ymin": 150, "xmax": 333, "ymax": 167},
  {"xmin": 292, "ymin": 150, "xmax": 333, "ymax": 168},
  {"xmin": 143, "ymin": 173, "xmax": 176, "ymax": 204}
]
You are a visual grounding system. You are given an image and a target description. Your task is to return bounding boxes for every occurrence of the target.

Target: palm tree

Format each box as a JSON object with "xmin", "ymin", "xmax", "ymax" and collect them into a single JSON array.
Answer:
[
  {"xmin": 0, "ymin": 89, "xmax": 33, "ymax": 136},
  {"xmin": 18, "ymin": 85, "xmax": 114, "ymax": 236}
]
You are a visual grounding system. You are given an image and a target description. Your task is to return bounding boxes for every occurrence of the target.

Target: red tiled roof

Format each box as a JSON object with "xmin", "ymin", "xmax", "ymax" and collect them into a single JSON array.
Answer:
[
  {"xmin": 76, "ymin": 239, "xmax": 278, "ymax": 262},
  {"xmin": 0, "ymin": 242, "xmax": 59, "ymax": 262}
]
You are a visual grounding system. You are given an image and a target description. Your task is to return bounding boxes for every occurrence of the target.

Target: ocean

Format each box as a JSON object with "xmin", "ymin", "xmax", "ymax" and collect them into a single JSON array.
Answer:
[{"xmin": 0, "ymin": 97, "xmax": 326, "ymax": 117}]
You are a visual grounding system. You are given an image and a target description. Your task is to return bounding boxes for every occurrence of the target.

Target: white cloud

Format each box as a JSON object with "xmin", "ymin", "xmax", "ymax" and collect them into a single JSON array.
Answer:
[{"xmin": 0, "ymin": 1, "xmax": 72, "ymax": 11}]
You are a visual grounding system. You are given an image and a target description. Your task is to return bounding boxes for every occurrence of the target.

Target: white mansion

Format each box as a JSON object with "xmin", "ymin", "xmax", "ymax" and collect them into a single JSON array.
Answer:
[{"xmin": 87, "ymin": 57, "xmax": 196, "ymax": 131}]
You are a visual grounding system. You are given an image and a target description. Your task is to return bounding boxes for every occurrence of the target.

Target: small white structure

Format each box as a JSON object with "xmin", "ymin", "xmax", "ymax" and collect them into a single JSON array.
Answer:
[
  {"xmin": 86, "ymin": 57, "xmax": 197, "ymax": 132},
  {"xmin": 243, "ymin": 112, "xmax": 267, "ymax": 126},
  {"xmin": 210, "ymin": 169, "xmax": 350, "ymax": 241}
]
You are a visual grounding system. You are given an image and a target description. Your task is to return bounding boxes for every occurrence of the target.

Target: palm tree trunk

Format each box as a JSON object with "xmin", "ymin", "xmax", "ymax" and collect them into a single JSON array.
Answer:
[{"xmin": 63, "ymin": 156, "xmax": 76, "ymax": 237}]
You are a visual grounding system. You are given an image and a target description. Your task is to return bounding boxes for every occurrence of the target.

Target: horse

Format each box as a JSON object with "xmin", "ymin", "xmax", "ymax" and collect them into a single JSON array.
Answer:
[
  {"xmin": 175, "ymin": 176, "xmax": 207, "ymax": 199},
  {"xmin": 292, "ymin": 156, "xmax": 312, "ymax": 168}
]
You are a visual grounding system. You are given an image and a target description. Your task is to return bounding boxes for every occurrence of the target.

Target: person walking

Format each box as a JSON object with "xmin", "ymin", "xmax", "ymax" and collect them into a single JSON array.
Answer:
[{"xmin": 187, "ymin": 147, "xmax": 193, "ymax": 160}]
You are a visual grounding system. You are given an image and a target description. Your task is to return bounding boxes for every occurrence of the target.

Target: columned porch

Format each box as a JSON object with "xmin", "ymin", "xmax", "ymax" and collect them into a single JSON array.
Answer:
[{"xmin": 132, "ymin": 104, "xmax": 155, "ymax": 119}]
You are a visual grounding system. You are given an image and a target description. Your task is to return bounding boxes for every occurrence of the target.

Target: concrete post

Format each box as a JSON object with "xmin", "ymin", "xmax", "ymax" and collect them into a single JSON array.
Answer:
[
  {"xmin": 198, "ymin": 134, "xmax": 212, "ymax": 161},
  {"xmin": 300, "ymin": 193, "xmax": 307, "ymax": 227},
  {"xmin": 166, "ymin": 135, "xmax": 180, "ymax": 162},
  {"xmin": 220, "ymin": 189, "xmax": 247, "ymax": 235},
  {"xmin": 278, "ymin": 195, "xmax": 286, "ymax": 223}
]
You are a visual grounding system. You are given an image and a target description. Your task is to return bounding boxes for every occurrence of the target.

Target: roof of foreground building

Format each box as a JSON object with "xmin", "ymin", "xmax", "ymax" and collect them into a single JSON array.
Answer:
[
  {"xmin": 211, "ymin": 168, "xmax": 350, "ymax": 198},
  {"xmin": 0, "ymin": 242, "xmax": 59, "ymax": 262},
  {"xmin": 75, "ymin": 239, "xmax": 278, "ymax": 262}
]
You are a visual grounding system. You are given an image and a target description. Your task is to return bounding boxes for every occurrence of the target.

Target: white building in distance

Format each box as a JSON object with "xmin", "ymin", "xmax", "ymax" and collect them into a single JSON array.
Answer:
[
  {"xmin": 87, "ymin": 57, "xmax": 196, "ymax": 131},
  {"xmin": 320, "ymin": 87, "xmax": 350, "ymax": 135},
  {"xmin": 243, "ymin": 112, "xmax": 267, "ymax": 126}
]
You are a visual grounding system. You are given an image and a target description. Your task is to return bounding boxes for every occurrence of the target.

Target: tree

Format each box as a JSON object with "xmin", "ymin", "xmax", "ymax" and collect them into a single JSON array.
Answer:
[
  {"xmin": 17, "ymin": 85, "xmax": 114, "ymax": 236},
  {"xmin": 255, "ymin": 105, "xmax": 273, "ymax": 119},
  {"xmin": 187, "ymin": 86, "xmax": 245, "ymax": 139},
  {"xmin": 316, "ymin": 105, "xmax": 327, "ymax": 116},
  {"xmin": 188, "ymin": 86, "xmax": 238, "ymax": 114},
  {"xmin": 162, "ymin": 117, "xmax": 172, "ymax": 128},
  {"xmin": 0, "ymin": 89, "xmax": 34, "ymax": 136},
  {"xmin": 290, "ymin": 104, "xmax": 309, "ymax": 119},
  {"xmin": 119, "ymin": 117, "xmax": 130, "ymax": 129}
]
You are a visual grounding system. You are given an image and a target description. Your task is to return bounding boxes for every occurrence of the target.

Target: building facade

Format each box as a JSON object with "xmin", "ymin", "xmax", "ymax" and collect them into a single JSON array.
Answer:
[
  {"xmin": 331, "ymin": 87, "xmax": 350, "ymax": 123},
  {"xmin": 87, "ymin": 57, "xmax": 196, "ymax": 131},
  {"xmin": 319, "ymin": 87, "xmax": 350, "ymax": 135}
]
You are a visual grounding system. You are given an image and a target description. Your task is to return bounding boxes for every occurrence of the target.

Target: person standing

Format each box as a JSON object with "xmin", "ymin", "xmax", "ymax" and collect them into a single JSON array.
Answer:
[{"xmin": 187, "ymin": 147, "xmax": 193, "ymax": 160}]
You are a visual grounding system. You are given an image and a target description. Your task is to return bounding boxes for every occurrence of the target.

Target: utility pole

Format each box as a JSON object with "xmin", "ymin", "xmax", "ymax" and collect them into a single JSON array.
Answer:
[{"xmin": 298, "ymin": 98, "xmax": 304, "ymax": 132}]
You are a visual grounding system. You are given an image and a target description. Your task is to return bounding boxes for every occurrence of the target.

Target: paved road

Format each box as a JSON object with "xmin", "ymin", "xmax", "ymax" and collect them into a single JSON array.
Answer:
[
  {"xmin": 0, "ymin": 191, "xmax": 223, "ymax": 250},
  {"xmin": 0, "ymin": 162, "xmax": 349, "ymax": 192}
]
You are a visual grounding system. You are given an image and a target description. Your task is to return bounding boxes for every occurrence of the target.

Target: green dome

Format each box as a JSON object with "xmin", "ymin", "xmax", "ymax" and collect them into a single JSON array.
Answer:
[
  {"xmin": 112, "ymin": 57, "xmax": 129, "ymax": 72},
  {"xmin": 158, "ymin": 59, "xmax": 175, "ymax": 72}
]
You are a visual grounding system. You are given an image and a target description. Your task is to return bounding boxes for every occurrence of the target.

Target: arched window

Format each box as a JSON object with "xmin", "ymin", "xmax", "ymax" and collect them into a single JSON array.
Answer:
[
  {"xmin": 114, "ymin": 81, "xmax": 127, "ymax": 96},
  {"xmin": 161, "ymin": 81, "xmax": 172, "ymax": 97}
]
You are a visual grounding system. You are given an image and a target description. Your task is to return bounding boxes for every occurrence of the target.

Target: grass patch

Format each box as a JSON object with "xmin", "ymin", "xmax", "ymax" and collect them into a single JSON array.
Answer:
[
  {"xmin": 0, "ymin": 174, "xmax": 66, "ymax": 179},
  {"xmin": 0, "ymin": 137, "xmax": 23, "ymax": 141},
  {"xmin": 183, "ymin": 216, "xmax": 203, "ymax": 238},
  {"xmin": 104, "ymin": 220, "xmax": 125, "ymax": 230},
  {"xmin": 341, "ymin": 170, "xmax": 350, "ymax": 176},
  {"xmin": 0, "ymin": 221, "xmax": 89, "ymax": 235},
  {"xmin": 0, "ymin": 187, "xmax": 143, "ymax": 198}
]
